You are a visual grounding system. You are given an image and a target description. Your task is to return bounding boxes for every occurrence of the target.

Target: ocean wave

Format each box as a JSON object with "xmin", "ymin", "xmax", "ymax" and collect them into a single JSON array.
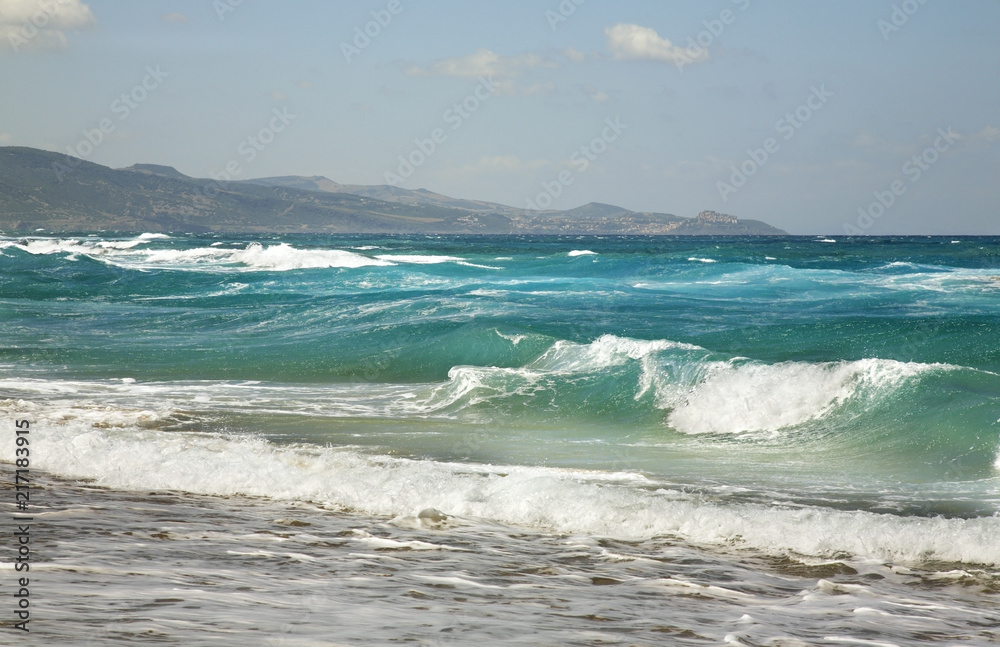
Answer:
[
  {"xmin": 2, "ymin": 397, "xmax": 997, "ymax": 567},
  {"xmin": 663, "ymin": 358, "xmax": 937, "ymax": 435},
  {"xmin": 366, "ymin": 253, "xmax": 500, "ymax": 270},
  {"xmin": 869, "ymin": 264, "xmax": 1000, "ymax": 296},
  {"xmin": 529, "ymin": 334, "xmax": 703, "ymax": 373},
  {"xmin": 430, "ymin": 336, "xmax": 941, "ymax": 436},
  {"xmin": 375, "ymin": 254, "xmax": 464, "ymax": 264},
  {"xmin": 4, "ymin": 237, "xmax": 100, "ymax": 256},
  {"xmin": 3, "ymin": 239, "xmax": 507, "ymax": 271},
  {"xmin": 1, "ymin": 237, "xmax": 394, "ymax": 271},
  {"xmin": 0, "ymin": 330, "xmax": 953, "ymax": 436},
  {"xmin": 129, "ymin": 242, "xmax": 395, "ymax": 271},
  {"xmin": 231, "ymin": 243, "xmax": 392, "ymax": 270},
  {"xmin": 624, "ymin": 260, "xmax": 1000, "ymax": 301}
]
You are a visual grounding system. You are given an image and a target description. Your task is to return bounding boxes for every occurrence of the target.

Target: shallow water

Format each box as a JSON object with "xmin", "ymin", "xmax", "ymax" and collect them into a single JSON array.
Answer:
[{"xmin": 7, "ymin": 472, "xmax": 1000, "ymax": 646}]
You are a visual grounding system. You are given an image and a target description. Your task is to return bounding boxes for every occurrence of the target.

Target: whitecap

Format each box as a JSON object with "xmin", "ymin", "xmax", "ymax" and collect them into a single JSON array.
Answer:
[
  {"xmin": 664, "ymin": 358, "xmax": 939, "ymax": 435},
  {"xmin": 375, "ymin": 254, "xmax": 465, "ymax": 264},
  {"xmin": 2, "ymin": 396, "xmax": 998, "ymax": 567},
  {"xmin": 233, "ymin": 243, "xmax": 393, "ymax": 270}
]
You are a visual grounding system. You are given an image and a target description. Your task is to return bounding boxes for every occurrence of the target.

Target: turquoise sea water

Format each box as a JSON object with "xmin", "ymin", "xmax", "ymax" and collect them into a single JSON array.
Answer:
[{"xmin": 2, "ymin": 233, "xmax": 999, "ymax": 645}]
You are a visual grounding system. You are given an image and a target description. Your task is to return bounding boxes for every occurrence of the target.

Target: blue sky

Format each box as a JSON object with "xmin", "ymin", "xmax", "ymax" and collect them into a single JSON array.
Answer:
[{"xmin": 1, "ymin": 0, "xmax": 998, "ymax": 234}]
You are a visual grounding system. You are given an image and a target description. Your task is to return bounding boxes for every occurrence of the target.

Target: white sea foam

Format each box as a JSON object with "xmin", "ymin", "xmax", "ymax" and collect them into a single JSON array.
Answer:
[
  {"xmin": 5, "ymin": 237, "xmax": 396, "ymax": 271},
  {"xmin": 458, "ymin": 261, "xmax": 502, "ymax": 270},
  {"xmin": 366, "ymin": 253, "xmax": 500, "ymax": 270},
  {"xmin": 568, "ymin": 250, "xmax": 597, "ymax": 256},
  {"xmin": 664, "ymin": 358, "xmax": 935, "ymax": 435},
  {"xmin": 492, "ymin": 337, "xmax": 939, "ymax": 437},
  {"xmin": 2, "ymin": 397, "xmax": 998, "ymax": 567},
  {"xmin": 529, "ymin": 334, "xmax": 702, "ymax": 374},
  {"xmin": 869, "ymin": 264, "xmax": 1000, "ymax": 296},
  {"xmin": 880, "ymin": 261, "xmax": 926, "ymax": 270},
  {"xmin": 495, "ymin": 330, "xmax": 527, "ymax": 345},
  {"xmin": 127, "ymin": 242, "xmax": 393, "ymax": 271},
  {"xmin": 7, "ymin": 233, "xmax": 170, "ymax": 256},
  {"xmin": 15, "ymin": 238, "xmax": 94, "ymax": 256},
  {"xmin": 375, "ymin": 254, "xmax": 465, "ymax": 264},
  {"xmin": 231, "ymin": 243, "xmax": 392, "ymax": 270},
  {"xmin": 688, "ymin": 257, "xmax": 718, "ymax": 263}
]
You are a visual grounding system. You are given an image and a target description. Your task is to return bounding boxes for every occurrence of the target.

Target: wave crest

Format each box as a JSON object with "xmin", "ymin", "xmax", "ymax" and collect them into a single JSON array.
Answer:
[
  {"xmin": 663, "ymin": 358, "xmax": 934, "ymax": 435},
  {"xmin": 1, "ymin": 397, "xmax": 997, "ymax": 566}
]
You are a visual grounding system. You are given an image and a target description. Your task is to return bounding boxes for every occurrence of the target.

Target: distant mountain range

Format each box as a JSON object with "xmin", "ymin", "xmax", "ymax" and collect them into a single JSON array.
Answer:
[{"xmin": 0, "ymin": 147, "xmax": 787, "ymax": 235}]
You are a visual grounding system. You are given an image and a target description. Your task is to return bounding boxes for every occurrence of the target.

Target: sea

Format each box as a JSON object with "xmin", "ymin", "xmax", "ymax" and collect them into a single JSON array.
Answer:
[{"xmin": 1, "ymin": 232, "xmax": 999, "ymax": 646}]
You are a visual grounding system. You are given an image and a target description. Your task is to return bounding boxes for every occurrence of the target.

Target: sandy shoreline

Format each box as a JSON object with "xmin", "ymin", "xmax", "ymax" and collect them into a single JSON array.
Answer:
[{"xmin": 2, "ymin": 469, "xmax": 998, "ymax": 646}]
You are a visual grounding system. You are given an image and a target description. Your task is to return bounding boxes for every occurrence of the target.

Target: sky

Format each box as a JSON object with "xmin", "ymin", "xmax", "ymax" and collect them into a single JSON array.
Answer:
[{"xmin": 1, "ymin": 0, "xmax": 998, "ymax": 235}]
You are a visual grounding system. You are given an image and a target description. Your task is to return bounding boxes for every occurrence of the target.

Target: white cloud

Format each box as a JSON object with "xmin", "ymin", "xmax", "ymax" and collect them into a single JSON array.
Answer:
[
  {"xmin": 0, "ymin": 132, "xmax": 11, "ymax": 143},
  {"xmin": 0, "ymin": 0, "xmax": 95, "ymax": 54},
  {"xmin": 471, "ymin": 155, "xmax": 524, "ymax": 171},
  {"xmin": 580, "ymin": 84, "xmax": 608, "ymax": 103},
  {"xmin": 973, "ymin": 125, "xmax": 1000, "ymax": 144},
  {"xmin": 852, "ymin": 130, "xmax": 882, "ymax": 148},
  {"xmin": 506, "ymin": 80, "xmax": 555, "ymax": 96},
  {"xmin": 405, "ymin": 48, "xmax": 561, "ymax": 95},
  {"xmin": 158, "ymin": 13, "xmax": 188, "ymax": 23},
  {"xmin": 406, "ymin": 48, "xmax": 555, "ymax": 79},
  {"xmin": 604, "ymin": 23, "xmax": 706, "ymax": 65},
  {"xmin": 563, "ymin": 46, "xmax": 586, "ymax": 64}
]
